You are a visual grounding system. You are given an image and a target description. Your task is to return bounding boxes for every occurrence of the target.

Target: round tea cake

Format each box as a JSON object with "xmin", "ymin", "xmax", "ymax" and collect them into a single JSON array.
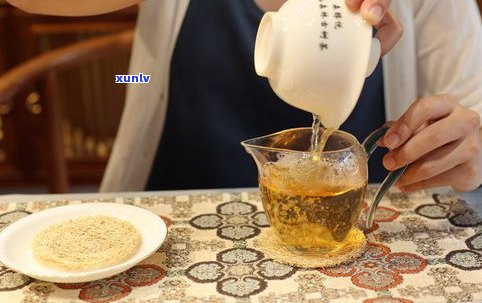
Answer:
[{"xmin": 32, "ymin": 215, "xmax": 141, "ymax": 271}]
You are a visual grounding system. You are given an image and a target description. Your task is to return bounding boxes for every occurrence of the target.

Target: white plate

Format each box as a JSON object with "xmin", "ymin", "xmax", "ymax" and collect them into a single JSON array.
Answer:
[{"xmin": 0, "ymin": 202, "xmax": 167, "ymax": 283}]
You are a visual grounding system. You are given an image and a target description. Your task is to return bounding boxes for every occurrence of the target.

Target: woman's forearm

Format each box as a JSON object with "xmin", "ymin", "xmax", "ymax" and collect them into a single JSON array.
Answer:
[{"xmin": 6, "ymin": 0, "xmax": 141, "ymax": 16}]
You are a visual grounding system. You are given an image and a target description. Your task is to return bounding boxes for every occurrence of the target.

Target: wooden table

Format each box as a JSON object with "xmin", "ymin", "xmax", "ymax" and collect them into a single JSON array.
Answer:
[{"xmin": 0, "ymin": 186, "xmax": 481, "ymax": 302}]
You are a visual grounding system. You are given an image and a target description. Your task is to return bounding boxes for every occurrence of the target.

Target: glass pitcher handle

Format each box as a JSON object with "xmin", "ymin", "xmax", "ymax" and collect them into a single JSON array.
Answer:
[{"xmin": 361, "ymin": 127, "xmax": 408, "ymax": 229}]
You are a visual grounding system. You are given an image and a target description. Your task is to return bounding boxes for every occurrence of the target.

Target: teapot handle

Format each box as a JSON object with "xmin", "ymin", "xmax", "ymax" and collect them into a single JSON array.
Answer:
[{"xmin": 361, "ymin": 126, "xmax": 408, "ymax": 229}]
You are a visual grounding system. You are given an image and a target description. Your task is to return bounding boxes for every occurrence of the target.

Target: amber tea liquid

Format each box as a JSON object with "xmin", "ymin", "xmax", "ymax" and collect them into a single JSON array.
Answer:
[{"xmin": 260, "ymin": 178, "xmax": 366, "ymax": 254}]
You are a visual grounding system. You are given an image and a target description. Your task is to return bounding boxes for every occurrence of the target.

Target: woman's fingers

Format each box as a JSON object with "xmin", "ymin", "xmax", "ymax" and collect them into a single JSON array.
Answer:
[
  {"xmin": 374, "ymin": 10, "xmax": 403, "ymax": 56},
  {"xmin": 384, "ymin": 95, "xmax": 458, "ymax": 150},
  {"xmin": 358, "ymin": 0, "xmax": 392, "ymax": 24},
  {"xmin": 399, "ymin": 161, "xmax": 482, "ymax": 192},
  {"xmin": 395, "ymin": 140, "xmax": 462, "ymax": 186},
  {"xmin": 398, "ymin": 167, "xmax": 460, "ymax": 192},
  {"xmin": 345, "ymin": 0, "xmax": 402, "ymax": 56},
  {"xmin": 397, "ymin": 130, "xmax": 482, "ymax": 192},
  {"xmin": 382, "ymin": 94, "xmax": 482, "ymax": 193},
  {"xmin": 345, "ymin": 0, "xmax": 365, "ymax": 12},
  {"xmin": 383, "ymin": 111, "xmax": 474, "ymax": 171},
  {"xmin": 345, "ymin": 0, "xmax": 390, "ymax": 24}
]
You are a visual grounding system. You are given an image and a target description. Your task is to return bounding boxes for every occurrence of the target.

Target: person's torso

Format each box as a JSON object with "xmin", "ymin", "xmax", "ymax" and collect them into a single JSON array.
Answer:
[{"xmin": 146, "ymin": 0, "xmax": 386, "ymax": 190}]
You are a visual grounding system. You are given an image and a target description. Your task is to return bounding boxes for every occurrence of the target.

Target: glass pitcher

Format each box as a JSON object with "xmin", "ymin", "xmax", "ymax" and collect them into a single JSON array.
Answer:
[{"xmin": 241, "ymin": 127, "xmax": 406, "ymax": 255}]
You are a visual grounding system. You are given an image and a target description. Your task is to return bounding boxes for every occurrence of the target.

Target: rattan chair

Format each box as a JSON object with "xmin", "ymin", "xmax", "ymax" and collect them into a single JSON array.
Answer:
[{"xmin": 0, "ymin": 30, "xmax": 134, "ymax": 193}]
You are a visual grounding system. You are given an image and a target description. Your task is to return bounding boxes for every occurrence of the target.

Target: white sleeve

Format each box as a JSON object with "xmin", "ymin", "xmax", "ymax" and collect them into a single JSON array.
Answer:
[{"xmin": 414, "ymin": 0, "xmax": 482, "ymax": 115}]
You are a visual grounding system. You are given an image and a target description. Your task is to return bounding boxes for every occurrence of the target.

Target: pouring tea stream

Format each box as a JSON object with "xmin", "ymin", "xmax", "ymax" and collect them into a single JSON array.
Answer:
[{"xmin": 242, "ymin": 0, "xmax": 407, "ymax": 251}]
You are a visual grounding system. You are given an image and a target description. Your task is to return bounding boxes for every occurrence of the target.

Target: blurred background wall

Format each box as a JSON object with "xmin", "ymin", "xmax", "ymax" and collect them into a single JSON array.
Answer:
[{"xmin": 0, "ymin": 1, "xmax": 136, "ymax": 193}]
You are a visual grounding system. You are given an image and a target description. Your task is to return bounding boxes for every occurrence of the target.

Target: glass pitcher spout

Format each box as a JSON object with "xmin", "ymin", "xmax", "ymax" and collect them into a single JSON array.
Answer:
[{"xmin": 241, "ymin": 128, "xmax": 317, "ymax": 169}]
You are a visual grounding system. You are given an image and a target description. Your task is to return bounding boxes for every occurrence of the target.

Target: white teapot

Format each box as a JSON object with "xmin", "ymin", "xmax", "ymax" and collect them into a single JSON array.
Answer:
[{"xmin": 254, "ymin": 0, "xmax": 381, "ymax": 129}]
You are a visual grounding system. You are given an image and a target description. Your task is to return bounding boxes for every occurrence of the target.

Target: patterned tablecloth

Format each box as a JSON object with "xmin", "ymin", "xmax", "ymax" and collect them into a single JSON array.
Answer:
[{"xmin": 0, "ymin": 187, "xmax": 481, "ymax": 303}]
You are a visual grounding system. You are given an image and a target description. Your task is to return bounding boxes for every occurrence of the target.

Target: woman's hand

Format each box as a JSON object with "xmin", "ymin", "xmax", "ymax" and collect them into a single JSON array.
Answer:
[
  {"xmin": 382, "ymin": 95, "xmax": 482, "ymax": 192},
  {"xmin": 345, "ymin": 0, "xmax": 403, "ymax": 56}
]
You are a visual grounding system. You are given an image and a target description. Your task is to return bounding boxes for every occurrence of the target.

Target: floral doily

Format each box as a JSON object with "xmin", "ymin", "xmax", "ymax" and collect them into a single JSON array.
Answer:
[{"xmin": 257, "ymin": 227, "xmax": 367, "ymax": 268}]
